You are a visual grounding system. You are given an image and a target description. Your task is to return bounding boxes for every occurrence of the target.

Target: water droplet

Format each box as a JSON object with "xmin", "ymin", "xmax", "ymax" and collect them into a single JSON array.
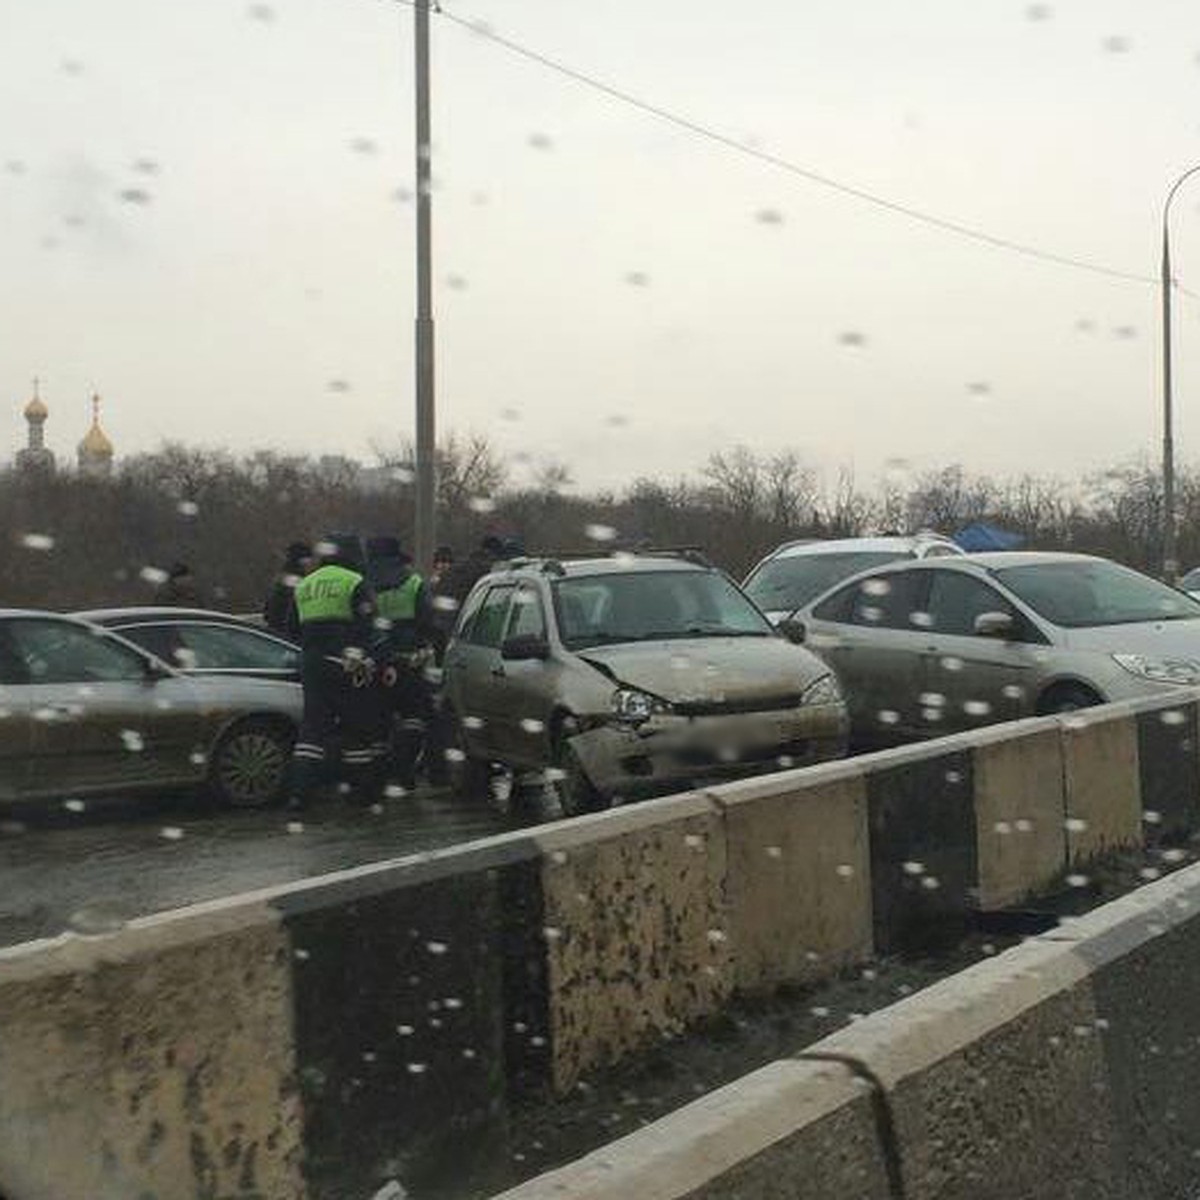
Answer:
[
  {"xmin": 755, "ymin": 207, "xmax": 784, "ymax": 225},
  {"xmin": 19, "ymin": 533, "xmax": 55, "ymax": 551},
  {"xmin": 1140, "ymin": 867, "xmax": 1162, "ymax": 881},
  {"xmin": 1067, "ymin": 874, "xmax": 1090, "ymax": 888},
  {"xmin": 120, "ymin": 729, "xmax": 145, "ymax": 752},
  {"xmin": 68, "ymin": 902, "xmax": 130, "ymax": 937},
  {"xmin": 585, "ymin": 523, "xmax": 617, "ymax": 542},
  {"xmin": 941, "ymin": 656, "xmax": 964, "ymax": 673},
  {"xmin": 468, "ymin": 495, "xmax": 496, "ymax": 514},
  {"xmin": 1015, "ymin": 818, "xmax": 1034, "ymax": 833},
  {"xmin": 765, "ymin": 845, "xmax": 783, "ymax": 859},
  {"xmin": 520, "ymin": 718, "xmax": 545, "ymax": 734},
  {"xmin": 835, "ymin": 863, "xmax": 855, "ymax": 879},
  {"xmin": 861, "ymin": 578, "xmax": 891, "ymax": 597},
  {"xmin": 426, "ymin": 940, "xmax": 449, "ymax": 955},
  {"xmin": 838, "ymin": 330, "xmax": 867, "ymax": 347},
  {"xmin": 706, "ymin": 928, "xmax": 728, "ymax": 945},
  {"xmin": 527, "ymin": 132, "xmax": 554, "ymax": 150},
  {"xmin": 920, "ymin": 875, "xmax": 941, "ymax": 891},
  {"xmin": 139, "ymin": 566, "xmax": 169, "ymax": 586},
  {"xmin": 1102, "ymin": 34, "xmax": 1131, "ymax": 54},
  {"xmin": 1143, "ymin": 810, "xmax": 1163, "ymax": 825},
  {"xmin": 902, "ymin": 860, "xmax": 925, "ymax": 876},
  {"xmin": 1162, "ymin": 710, "xmax": 1186, "ymax": 726},
  {"xmin": 993, "ymin": 820, "xmax": 1012, "ymax": 835},
  {"xmin": 964, "ymin": 699, "xmax": 992, "ymax": 716},
  {"xmin": 1064, "ymin": 817, "xmax": 1088, "ymax": 833}
]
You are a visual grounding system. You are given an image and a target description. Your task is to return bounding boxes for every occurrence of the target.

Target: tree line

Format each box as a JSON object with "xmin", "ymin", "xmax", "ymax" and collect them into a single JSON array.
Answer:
[{"xmin": 1, "ymin": 437, "xmax": 1196, "ymax": 612}]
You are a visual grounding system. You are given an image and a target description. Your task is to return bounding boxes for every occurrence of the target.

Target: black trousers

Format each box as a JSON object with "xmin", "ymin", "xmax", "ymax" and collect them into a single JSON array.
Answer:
[{"xmin": 290, "ymin": 654, "xmax": 390, "ymax": 805}]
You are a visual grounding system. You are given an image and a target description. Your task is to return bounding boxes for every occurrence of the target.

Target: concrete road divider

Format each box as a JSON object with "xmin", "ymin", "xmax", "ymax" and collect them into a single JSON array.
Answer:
[
  {"xmin": 529, "ymin": 793, "xmax": 731, "ymax": 1093},
  {"xmin": 969, "ymin": 720, "xmax": 1067, "ymax": 909},
  {"xmin": 487, "ymin": 1057, "xmax": 891, "ymax": 1200},
  {"xmin": 0, "ymin": 905, "xmax": 303, "ymax": 1200},
  {"xmin": 1058, "ymin": 705, "xmax": 1142, "ymax": 864},
  {"xmin": 1133, "ymin": 696, "xmax": 1200, "ymax": 841},
  {"xmin": 6, "ymin": 691, "xmax": 1200, "ymax": 1198},
  {"xmin": 706, "ymin": 763, "xmax": 872, "ymax": 995},
  {"xmin": 497, "ymin": 860, "xmax": 1200, "ymax": 1200}
]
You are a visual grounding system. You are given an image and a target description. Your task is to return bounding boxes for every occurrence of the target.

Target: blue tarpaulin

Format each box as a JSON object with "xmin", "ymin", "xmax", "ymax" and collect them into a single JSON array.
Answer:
[{"xmin": 953, "ymin": 522, "xmax": 1025, "ymax": 552}]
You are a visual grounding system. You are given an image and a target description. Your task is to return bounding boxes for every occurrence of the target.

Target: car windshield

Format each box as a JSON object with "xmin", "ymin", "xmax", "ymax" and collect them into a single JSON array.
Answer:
[
  {"xmin": 554, "ymin": 570, "xmax": 774, "ymax": 649},
  {"xmin": 745, "ymin": 551, "xmax": 906, "ymax": 613},
  {"xmin": 995, "ymin": 560, "xmax": 1200, "ymax": 628}
]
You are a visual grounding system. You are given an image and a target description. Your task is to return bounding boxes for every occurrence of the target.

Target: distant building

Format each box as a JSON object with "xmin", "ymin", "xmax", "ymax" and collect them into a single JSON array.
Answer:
[
  {"xmin": 15, "ymin": 379, "xmax": 55, "ymax": 474},
  {"xmin": 77, "ymin": 394, "xmax": 115, "ymax": 478}
]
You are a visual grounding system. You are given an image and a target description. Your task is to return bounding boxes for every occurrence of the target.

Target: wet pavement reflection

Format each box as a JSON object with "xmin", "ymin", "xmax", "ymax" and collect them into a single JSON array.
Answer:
[{"xmin": 0, "ymin": 788, "xmax": 519, "ymax": 948}]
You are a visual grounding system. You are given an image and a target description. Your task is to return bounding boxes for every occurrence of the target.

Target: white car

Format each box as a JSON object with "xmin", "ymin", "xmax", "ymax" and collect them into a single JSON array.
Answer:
[{"xmin": 743, "ymin": 534, "xmax": 964, "ymax": 626}]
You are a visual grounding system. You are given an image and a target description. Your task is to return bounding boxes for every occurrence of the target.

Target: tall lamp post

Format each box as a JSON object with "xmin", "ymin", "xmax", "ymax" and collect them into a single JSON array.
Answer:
[
  {"xmin": 413, "ymin": 0, "xmax": 436, "ymax": 570},
  {"xmin": 1161, "ymin": 164, "xmax": 1200, "ymax": 583}
]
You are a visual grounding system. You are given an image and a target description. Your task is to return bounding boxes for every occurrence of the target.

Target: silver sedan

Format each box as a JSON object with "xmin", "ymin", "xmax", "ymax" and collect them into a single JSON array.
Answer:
[
  {"xmin": 0, "ymin": 611, "xmax": 301, "ymax": 808},
  {"xmin": 789, "ymin": 552, "xmax": 1200, "ymax": 742}
]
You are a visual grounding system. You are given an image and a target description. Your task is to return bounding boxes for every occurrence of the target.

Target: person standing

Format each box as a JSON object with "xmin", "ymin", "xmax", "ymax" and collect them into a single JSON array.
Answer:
[
  {"xmin": 366, "ymin": 536, "xmax": 443, "ymax": 789},
  {"xmin": 288, "ymin": 534, "xmax": 384, "ymax": 811},
  {"xmin": 155, "ymin": 562, "xmax": 206, "ymax": 607},
  {"xmin": 263, "ymin": 541, "xmax": 312, "ymax": 638}
]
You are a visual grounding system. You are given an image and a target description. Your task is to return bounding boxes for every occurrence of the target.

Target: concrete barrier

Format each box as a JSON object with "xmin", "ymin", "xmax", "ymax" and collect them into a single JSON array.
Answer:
[
  {"xmin": 529, "ymin": 793, "xmax": 731, "ymax": 1093},
  {"xmin": 1058, "ymin": 705, "xmax": 1141, "ymax": 864},
  {"xmin": 494, "ymin": 860, "xmax": 1200, "ymax": 1200},
  {"xmin": 6, "ymin": 690, "xmax": 1200, "ymax": 1199},
  {"xmin": 969, "ymin": 720, "xmax": 1067, "ymax": 909},
  {"xmin": 0, "ymin": 906, "xmax": 303, "ymax": 1200},
  {"xmin": 706, "ymin": 763, "xmax": 872, "ymax": 995},
  {"xmin": 487, "ymin": 1058, "xmax": 891, "ymax": 1200}
]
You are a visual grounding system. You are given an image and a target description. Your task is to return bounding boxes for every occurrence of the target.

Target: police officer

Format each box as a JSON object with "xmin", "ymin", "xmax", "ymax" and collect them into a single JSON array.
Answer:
[
  {"xmin": 365, "ymin": 536, "xmax": 443, "ymax": 789},
  {"xmin": 288, "ymin": 534, "xmax": 386, "ymax": 811}
]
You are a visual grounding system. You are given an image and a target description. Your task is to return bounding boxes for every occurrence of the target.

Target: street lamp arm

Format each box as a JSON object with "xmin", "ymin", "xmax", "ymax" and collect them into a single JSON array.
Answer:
[
  {"xmin": 1163, "ymin": 164, "xmax": 1200, "ymax": 243},
  {"xmin": 1160, "ymin": 163, "xmax": 1200, "ymax": 584}
]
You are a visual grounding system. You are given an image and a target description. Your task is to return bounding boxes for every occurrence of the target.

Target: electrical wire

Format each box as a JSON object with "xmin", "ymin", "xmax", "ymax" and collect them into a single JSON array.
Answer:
[{"xmin": 390, "ymin": 0, "xmax": 1195, "ymax": 296}]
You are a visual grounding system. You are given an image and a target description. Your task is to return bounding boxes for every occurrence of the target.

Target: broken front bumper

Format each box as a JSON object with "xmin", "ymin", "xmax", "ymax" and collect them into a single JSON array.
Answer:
[{"xmin": 567, "ymin": 702, "xmax": 849, "ymax": 799}]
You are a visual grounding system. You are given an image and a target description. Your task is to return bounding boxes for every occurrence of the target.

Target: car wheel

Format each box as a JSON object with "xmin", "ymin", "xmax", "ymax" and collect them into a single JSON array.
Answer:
[
  {"xmin": 210, "ymin": 718, "xmax": 292, "ymax": 808},
  {"xmin": 547, "ymin": 720, "xmax": 603, "ymax": 818},
  {"xmin": 1039, "ymin": 684, "xmax": 1103, "ymax": 715},
  {"xmin": 447, "ymin": 712, "xmax": 492, "ymax": 801}
]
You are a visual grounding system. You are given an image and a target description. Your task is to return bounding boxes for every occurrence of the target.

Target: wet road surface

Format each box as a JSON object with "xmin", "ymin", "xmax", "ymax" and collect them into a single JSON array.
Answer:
[{"xmin": 0, "ymin": 787, "xmax": 520, "ymax": 948}]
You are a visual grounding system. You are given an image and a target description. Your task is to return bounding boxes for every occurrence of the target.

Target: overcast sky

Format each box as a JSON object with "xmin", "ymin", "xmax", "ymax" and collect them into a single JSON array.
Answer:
[{"xmin": 2, "ymin": 0, "xmax": 1200, "ymax": 492}]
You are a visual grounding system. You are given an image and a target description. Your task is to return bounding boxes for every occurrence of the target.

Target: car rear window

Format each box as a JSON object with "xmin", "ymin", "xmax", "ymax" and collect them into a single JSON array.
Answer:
[{"xmin": 745, "ymin": 551, "xmax": 908, "ymax": 613}]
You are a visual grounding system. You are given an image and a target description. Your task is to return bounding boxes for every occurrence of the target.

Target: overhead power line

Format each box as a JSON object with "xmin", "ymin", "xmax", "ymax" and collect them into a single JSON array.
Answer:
[{"xmin": 393, "ymin": 0, "xmax": 1189, "ymax": 295}]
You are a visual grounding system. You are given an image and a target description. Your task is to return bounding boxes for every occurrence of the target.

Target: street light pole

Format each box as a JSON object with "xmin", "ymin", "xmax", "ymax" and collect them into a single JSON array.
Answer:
[
  {"xmin": 1161, "ymin": 164, "xmax": 1200, "ymax": 584},
  {"xmin": 413, "ymin": 0, "xmax": 436, "ymax": 571}
]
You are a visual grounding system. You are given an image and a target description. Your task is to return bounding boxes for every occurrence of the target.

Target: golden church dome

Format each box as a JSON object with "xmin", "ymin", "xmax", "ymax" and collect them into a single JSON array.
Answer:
[
  {"xmin": 78, "ymin": 394, "xmax": 114, "ymax": 458},
  {"xmin": 23, "ymin": 380, "xmax": 47, "ymax": 422}
]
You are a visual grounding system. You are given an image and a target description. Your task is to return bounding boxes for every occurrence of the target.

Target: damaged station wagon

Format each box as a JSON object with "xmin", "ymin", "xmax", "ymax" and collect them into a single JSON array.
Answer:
[{"xmin": 442, "ymin": 551, "xmax": 848, "ymax": 814}]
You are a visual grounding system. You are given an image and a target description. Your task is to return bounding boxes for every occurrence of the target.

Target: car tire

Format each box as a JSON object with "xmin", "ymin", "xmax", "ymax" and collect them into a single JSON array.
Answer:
[
  {"xmin": 1039, "ymin": 684, "xmax": 1103, "ymax": 715},
  {"xmin": 210, "ymin": 718, "xmax": 292, "ymax": 808},
  {"xmin": 548, "ymin": 720, "xmax": 603, "ymax": 818},
  {"xmin": 447, "ymin": 712, "xmax": 492, "ymax": 801}
]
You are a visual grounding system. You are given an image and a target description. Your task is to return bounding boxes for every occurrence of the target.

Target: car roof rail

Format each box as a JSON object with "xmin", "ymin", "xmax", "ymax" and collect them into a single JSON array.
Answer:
[{"xmin": 505, "ymin": 545, "xmax": 715, "ymax": 570}]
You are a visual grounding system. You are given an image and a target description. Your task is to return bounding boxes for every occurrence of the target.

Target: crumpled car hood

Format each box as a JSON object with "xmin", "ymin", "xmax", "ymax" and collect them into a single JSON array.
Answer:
[{"xmin": 577, "ymin": 637, "xmax": 824, "ymax": 704}]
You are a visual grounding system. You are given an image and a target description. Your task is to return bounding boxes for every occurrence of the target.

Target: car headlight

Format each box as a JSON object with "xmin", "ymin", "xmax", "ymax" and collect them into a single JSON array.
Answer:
[
  {"xmin": 800, "ymin": 673, "xmax": 843, "ymax": 706},
  {"xmin": 1112, "ymin": 654, "xmax": 1200, "ymax": 685},
  {"xmin": 611, "ymin": 687, "xmax": 669, "ymax": 724}
]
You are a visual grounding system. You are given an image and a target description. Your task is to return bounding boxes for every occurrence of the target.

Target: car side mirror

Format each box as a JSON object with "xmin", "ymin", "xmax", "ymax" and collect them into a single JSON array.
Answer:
[
  {"xmin": 778, "ymin": 618, "xmax": 806, "ymax": 644},
  {"xmin": 974, "ymin": 611, "xmax": 1014, "ymax": 640},
  {"xmin": 501, "ymin": 634, "xmax": 550, "ymax": 661}
]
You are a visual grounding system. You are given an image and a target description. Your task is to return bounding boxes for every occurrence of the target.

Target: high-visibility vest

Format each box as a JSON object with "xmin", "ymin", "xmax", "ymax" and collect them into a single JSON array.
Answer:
[
  {"xmin": 294, "ymin": 564, "xmax": 362, "ymax": 624},
  {"xmin": 376, "ymin": 573, "xmax": 423, "ymax": 623}
]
